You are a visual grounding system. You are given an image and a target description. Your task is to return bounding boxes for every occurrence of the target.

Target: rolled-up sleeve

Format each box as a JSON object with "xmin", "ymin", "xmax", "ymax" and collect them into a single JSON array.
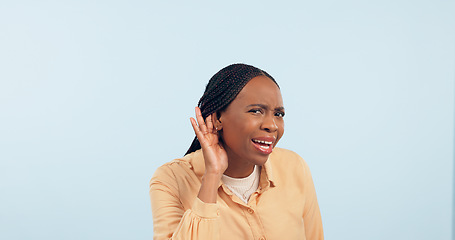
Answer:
[{"xmin": 150, "ymin": 165, "xmax": 220, "ymax": 240}]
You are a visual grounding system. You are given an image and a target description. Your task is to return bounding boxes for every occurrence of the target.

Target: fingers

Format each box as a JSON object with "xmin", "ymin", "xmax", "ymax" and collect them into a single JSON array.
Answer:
[
  {"xmin": 206, "ymin": 115, "xmax": 214, "ymax": 133},
  {"xmin": 191, "ymin": 107, "xmax": 220, "ymax": 147},
  {"xmin": 195, "ymin": 107, "xmax": 208, "ymax": 134},
  {"xmin": 190, "ymin": 117, "xmax": 206, "ymax": 145}
]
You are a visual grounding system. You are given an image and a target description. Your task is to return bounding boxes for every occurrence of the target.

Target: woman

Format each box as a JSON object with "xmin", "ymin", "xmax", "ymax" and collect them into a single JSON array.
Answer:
[{"xmin": 150, "ymin": 63, "xmax": 323, "ymax": 240}]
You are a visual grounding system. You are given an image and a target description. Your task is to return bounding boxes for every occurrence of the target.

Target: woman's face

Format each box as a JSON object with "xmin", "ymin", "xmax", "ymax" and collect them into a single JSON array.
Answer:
[{"xmin": 216, "ymin": 75, "xmax": 285, "ymax": 167}]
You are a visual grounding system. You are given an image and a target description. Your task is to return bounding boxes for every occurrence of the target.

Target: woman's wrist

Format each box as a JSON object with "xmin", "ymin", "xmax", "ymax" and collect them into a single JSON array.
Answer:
[{"xmin": 198, "ymin": 173, "xmax": 222, "ymax": 203}]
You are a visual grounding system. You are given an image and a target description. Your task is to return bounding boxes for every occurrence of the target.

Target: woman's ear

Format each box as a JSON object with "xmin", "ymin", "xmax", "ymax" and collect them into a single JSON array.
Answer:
[{"xmin": 211, "ymin": 112, "xmax": 222, "ymax": 131}]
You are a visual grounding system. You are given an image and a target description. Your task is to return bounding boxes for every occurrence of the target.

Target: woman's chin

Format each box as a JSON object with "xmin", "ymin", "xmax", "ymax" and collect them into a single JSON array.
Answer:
[{"xmin": 248, "ymin": 154, "xmax": 270, "ymax": 166}]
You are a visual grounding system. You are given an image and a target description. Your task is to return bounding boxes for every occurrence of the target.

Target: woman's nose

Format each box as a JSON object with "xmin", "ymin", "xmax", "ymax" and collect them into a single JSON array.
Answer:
[{"xmin": 261, "ymin": 115, "xmax": 278, "ymax": 132}]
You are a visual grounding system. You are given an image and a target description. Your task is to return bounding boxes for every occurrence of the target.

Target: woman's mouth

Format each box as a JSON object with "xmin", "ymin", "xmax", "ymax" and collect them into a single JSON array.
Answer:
[{"xmin": 251, "ymin": 138, "xmax": 274, "ymax": 154}]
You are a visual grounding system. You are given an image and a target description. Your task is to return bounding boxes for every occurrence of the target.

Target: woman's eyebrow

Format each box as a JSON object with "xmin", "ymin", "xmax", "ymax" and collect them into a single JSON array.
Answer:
[{"xmin": 246, "ymin": 104, "xmax": 285, "ymax": 111}]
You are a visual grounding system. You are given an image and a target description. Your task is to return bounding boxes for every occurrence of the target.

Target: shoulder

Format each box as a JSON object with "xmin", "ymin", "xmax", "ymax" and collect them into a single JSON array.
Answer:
[
  {"xmin": 149, "ymin": 151, "xmax": 204, "ymax": 208},
  {"xmin": 269, "ymin": 147, "xmax": 311, "ymax": 176},
  {"xmin": 270, "ymin": 147, "xmax": 305, "ymax": 164},
  {"xmin": 150, "ymin": 150, "xmax": 204, "ymax": 188},
  {"xmin": 151, "ymin": 152, "xmax": 195, "ymax": 180}
]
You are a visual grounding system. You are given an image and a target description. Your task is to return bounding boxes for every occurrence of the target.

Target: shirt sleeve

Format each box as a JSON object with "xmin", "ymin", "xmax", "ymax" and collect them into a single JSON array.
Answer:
[
  {"xmin": 299, "ymin": 157, "xmax": 324, "ymax": 240},
  {"xmin": 149, "ymin": 165, "xmax": 220, "ymax": 240}
]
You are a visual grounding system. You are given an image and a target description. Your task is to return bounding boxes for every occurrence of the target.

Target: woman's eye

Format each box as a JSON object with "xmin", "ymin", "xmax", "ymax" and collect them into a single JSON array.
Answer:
[
  {"xmin": 275, "ymin": 112, "xmax": 285, "ymax": 117},
  {"xmin": 249, "ymin": 109, "xmax": 262, "ymax": 114}
]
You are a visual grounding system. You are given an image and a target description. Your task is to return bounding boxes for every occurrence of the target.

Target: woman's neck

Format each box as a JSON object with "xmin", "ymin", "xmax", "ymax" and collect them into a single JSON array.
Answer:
[{"xmin": 223, "ymin": 152, "xmax": 255, "ymax": 178}]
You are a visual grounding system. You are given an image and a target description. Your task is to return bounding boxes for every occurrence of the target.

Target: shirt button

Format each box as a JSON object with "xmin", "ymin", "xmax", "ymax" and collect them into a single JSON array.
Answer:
[
  {"xmin": 216, "ymin": 210, "xmax": 220, "ymax": 216},
  {"xmin": 259, "ymin": 237, "xmax": 265, "ymax": 240},
  {"xmin": 247, "ymin": 208, "xmax": 254, "ymax": 214}
]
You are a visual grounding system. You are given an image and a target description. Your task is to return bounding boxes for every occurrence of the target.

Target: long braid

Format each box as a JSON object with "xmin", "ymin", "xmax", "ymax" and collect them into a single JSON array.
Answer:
[{"xmin": 185, "ymin": 63, "xmax": 279, "ymax": 155}]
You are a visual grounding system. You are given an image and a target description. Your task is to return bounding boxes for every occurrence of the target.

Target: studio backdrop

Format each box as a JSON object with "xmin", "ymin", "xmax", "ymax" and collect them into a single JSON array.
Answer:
[{"xmin": 0, "ymin": 1, "xmax": 453, "ymax": 239}]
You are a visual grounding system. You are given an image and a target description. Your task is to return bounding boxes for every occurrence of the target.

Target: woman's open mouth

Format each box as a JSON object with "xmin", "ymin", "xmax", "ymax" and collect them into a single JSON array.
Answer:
[{"xmin": 251, "ymin": 138, "xmax": 274, "ymax": 154}]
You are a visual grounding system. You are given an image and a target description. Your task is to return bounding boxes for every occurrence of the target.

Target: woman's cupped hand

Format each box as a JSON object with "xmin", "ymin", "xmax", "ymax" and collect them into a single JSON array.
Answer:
[{"xmin": 190, "ymin": 107, "xmax": 228, "ymax": 176}]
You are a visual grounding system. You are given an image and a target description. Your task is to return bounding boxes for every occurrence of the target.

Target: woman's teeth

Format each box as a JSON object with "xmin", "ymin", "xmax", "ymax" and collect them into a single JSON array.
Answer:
[
  {"xmin": 252, "ymin": 139, "xmax": 273, "ymax": 145},
  {"xmin": 252, "ymin": 139, "xmax": 273, "ymax": 153}
]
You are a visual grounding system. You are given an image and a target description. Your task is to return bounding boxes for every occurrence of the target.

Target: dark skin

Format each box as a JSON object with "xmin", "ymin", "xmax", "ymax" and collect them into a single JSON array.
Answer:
[{"xmin": 190, "ymin": 75, "xmax": 285, "ymax": 203}]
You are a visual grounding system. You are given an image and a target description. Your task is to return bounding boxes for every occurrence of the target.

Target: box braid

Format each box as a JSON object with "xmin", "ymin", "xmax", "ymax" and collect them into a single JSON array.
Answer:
[{"xmin": 185, "ymin": 63, "xmax": 279, "ymax": 155}]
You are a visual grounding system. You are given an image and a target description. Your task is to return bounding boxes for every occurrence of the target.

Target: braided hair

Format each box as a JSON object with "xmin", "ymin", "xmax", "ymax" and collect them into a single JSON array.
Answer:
[{"xmin": 185, "ymin": 63, "xmax": 279, "ymax": 155}]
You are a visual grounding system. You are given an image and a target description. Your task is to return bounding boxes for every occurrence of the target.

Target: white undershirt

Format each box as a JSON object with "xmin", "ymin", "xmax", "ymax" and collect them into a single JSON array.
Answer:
[{"xmin": 221, "ymin": 165, "xmax": 260, "ymax": 204}]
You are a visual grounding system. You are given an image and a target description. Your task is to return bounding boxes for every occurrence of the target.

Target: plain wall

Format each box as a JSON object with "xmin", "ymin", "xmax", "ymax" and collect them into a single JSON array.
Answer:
[{"xmin": 0, "ymin": 1, "xmax": 453, "ymax": 239}]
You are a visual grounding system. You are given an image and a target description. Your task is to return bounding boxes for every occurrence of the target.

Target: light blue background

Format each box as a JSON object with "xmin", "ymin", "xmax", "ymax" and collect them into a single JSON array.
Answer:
[{"xmin": 0, "ymin": 1, "xmax": 453, "ymax": 239}]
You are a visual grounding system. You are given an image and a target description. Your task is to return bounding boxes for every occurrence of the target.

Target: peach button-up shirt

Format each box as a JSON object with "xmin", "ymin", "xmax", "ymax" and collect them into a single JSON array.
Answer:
[{"xmin": 149, "ymin": 148, "xmax": 323, "ymax": 240}]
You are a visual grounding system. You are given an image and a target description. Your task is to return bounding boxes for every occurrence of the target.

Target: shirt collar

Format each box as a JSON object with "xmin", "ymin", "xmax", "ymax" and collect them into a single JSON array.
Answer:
[{"xmin": 262, "ymin": 155, "xmax": 277, "ymax": 187}]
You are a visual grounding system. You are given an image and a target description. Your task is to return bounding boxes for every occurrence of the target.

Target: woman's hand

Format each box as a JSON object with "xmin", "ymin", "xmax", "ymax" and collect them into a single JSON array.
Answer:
[{"xmin": 190, "ymin": 107, "xmax": 228, "ymax": 176}]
